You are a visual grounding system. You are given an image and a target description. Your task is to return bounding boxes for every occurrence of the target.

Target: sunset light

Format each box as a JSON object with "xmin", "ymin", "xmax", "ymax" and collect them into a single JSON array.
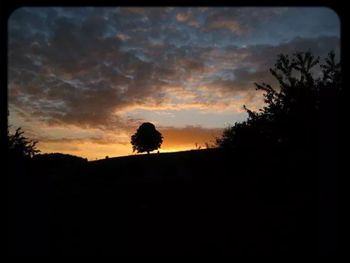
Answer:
[{"xmin": 8, "ymin": 7, "xmax": 340, "ymax": 160}]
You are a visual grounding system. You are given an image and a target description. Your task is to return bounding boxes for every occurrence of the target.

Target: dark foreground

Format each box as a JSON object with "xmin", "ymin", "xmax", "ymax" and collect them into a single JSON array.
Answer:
[{"xmin": 8, "ymin": 148, "xmax": 338, "ymax": 255}]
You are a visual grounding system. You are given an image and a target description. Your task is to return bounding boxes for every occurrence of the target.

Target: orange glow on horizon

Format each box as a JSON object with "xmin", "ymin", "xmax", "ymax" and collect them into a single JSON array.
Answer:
[
  {"xmin": 37, "ymin": 130, "xmax": 220, "ymax": 161},
  {"xmin": 38, "ymin": 141, "xmax": 205, "ymax": 161}
]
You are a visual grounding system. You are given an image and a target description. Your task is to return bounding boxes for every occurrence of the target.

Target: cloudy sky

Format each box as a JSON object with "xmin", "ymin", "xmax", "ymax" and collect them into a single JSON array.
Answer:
[{"xmin": 8, "ymin": 7, "xmax": 340, "ymax": 160}]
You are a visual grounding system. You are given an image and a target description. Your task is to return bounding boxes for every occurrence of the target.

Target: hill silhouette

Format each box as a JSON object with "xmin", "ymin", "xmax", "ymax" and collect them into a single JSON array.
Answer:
[{"xmin": 9, "ymin": 147, "xmax": 336, "ymax": 255}]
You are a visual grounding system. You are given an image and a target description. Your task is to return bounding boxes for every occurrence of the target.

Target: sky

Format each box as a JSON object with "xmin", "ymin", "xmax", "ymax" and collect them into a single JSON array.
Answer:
[{"xmin": 8, "ymin": 7, "xmax": 340, "ymax": 160}]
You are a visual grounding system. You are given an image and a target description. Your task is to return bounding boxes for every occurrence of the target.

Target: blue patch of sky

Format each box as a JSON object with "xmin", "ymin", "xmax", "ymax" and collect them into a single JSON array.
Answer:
[{"xmin": 245, "ymin": 7, "xmax": 340, "ymax": 46}]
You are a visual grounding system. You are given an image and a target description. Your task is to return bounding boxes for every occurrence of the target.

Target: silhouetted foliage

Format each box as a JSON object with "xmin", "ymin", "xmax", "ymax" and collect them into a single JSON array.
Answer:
[
  {"xmin": 131, "ymin": 122, "xmax": 163, "ymax": 154},
  {"xmin": 8, "ymin": 127, "xmax": 40, "ymax": 159},
  {"xmin": 216, "ymin": 51, "xmax": 341, "ymax": 152}
]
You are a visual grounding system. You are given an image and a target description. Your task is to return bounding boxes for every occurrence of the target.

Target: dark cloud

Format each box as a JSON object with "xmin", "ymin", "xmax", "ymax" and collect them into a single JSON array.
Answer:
[
  {"xmin": 35, "ymin": 135, "xmax": 127, "ymax": 145},
  {"xmin": 8, "ymin": 7, "xmax": 340, "ymax": 132}
]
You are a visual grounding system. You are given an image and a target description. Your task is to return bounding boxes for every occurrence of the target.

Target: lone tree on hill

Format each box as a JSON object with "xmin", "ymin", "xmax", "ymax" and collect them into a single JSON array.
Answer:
[{"xmin": 131, "ymin": 122, "xmax": 163, "ymax": 154}]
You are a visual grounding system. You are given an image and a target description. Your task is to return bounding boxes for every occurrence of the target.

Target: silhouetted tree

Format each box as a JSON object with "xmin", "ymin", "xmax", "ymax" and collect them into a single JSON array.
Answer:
[
  {"xmin": 131, "ymin": 122, "xmax": 163, "ymax": 154},
  {"xmin": 216, "ymin": 51, "xmax": 341, "ymax": 152},
  {"xmin": 8, "ymin": 127, "xmax": 40, "ymax": 159}
]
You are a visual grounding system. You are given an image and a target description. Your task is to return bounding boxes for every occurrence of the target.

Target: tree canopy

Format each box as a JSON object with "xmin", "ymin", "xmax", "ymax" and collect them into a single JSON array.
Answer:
[
  {"xmin": 216, "ymin": 51, "xmax": 341, "ymax": 152},
  {"xmin": 131, "ymin": 122, "xmax": 163, "ymax": 154},
  {"xmin": 8, "ymin": 127, "xmax": 40, "ymax": 159}
]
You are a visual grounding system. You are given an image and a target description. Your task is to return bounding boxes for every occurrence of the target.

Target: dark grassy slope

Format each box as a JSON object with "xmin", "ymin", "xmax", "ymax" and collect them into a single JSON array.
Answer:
[{"xmin": 10, "ymin": 148, "xmax": 334, "ymax": 255}]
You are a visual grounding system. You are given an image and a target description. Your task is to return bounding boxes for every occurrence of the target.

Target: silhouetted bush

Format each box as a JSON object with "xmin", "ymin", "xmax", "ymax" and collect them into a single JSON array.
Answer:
[
  {"xmin": 8, "ymin": 127, "xmax": 40, "ymax": 160},
  {"xmin": 216, "ymin": 51, "xmax": 341, "ymax": 153}
]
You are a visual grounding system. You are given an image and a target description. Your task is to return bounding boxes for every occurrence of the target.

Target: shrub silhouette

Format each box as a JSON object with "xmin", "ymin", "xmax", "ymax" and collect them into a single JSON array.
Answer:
[
  {"xmin": 216, "ymin": 51, "xmax": 341, "ymax": 152},
  {"xmin": 8, "ymin": 127, "xmax": 40, "ymax": 159},
  {"xmin": 131, "ymin": 122, "xmax": 163, "ymax": 154}
]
